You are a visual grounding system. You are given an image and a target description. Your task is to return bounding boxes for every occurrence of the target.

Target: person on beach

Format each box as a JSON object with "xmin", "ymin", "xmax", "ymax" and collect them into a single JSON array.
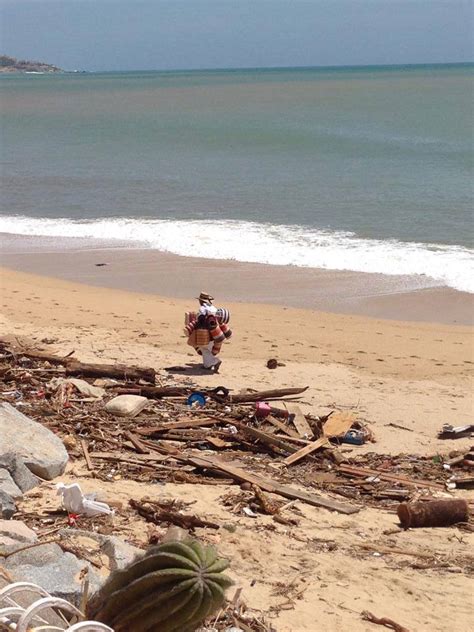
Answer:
[{"xmin": 184, "ymin": 292, "xmax": 232, "ymax": 373}]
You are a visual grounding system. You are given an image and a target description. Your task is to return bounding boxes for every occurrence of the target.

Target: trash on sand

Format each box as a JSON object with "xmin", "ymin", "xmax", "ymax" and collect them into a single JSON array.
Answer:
[
  {"xmin": 397, "ymin": 499, "xmax": 469, "ymax": 528},
  {"xmin": 56, "ymin": 482, "xmax": 114, "ymax": 516},
  {"xmin": 104, "ymin": 394, "xmax": 149, "ymax": 417},
  {"xmin": 438, "ymin": 423, "xmax": 474, "ymax": 439},
  {"xmin": 187, "ymin": 392, "xmax": 207, "ymax": 407}
]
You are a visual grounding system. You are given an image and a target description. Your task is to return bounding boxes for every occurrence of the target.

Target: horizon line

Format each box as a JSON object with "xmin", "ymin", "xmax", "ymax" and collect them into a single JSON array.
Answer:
[{"xmin": 72, "ymin": 60, "xmax": 473, "ymax": 74}]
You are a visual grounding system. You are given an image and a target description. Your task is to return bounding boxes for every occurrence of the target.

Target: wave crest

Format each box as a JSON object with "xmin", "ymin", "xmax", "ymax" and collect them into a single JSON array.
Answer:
[{"xmin": 1, "ymin": 215, "xmax": 473, "ymax": 293}]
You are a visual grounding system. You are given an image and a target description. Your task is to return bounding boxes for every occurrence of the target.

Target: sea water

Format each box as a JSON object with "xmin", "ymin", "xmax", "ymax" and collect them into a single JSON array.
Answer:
[{"xmin": 0, "ymin": 64, "xmax": 473, "ymax": 291}]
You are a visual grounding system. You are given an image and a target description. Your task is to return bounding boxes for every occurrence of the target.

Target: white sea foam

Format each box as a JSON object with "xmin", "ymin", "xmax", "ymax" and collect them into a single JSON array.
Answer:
[{"xmin": 1, "ymin": 215, "xmax": 473, "ymax": 293}]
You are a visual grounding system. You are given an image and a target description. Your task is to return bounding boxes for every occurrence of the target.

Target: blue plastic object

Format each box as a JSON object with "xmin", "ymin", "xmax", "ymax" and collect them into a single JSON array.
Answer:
[
  {"xmin": 187, "ymin": 392, "xmax": 206, "ymax": 407},
  {"xmin": 342, "ymin": 430, "xmax": 365, "ymax": 445}
]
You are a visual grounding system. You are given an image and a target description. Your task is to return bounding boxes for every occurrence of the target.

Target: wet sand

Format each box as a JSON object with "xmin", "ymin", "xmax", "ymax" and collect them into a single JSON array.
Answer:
[{"xmin": 1, "ymin": 234, "xmax": 473, "ymax": 325}]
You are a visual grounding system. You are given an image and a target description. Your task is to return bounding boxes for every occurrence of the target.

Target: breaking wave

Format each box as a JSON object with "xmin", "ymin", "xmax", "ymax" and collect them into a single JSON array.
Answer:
[{"xmin": 1, "ymin": 215, "xmax": 473, "ymax": 293}]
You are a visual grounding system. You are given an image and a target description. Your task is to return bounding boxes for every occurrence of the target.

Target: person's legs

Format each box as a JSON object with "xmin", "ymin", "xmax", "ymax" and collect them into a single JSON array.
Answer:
[{"xmin": 199, "ymin": 342, "xmax": 221, "ymax": 369}]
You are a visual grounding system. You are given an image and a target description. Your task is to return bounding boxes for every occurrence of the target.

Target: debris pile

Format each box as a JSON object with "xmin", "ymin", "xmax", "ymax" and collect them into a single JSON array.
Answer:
[{"xmin": 1, "ymin": 338, "xmax": 473, "ymax": 630}]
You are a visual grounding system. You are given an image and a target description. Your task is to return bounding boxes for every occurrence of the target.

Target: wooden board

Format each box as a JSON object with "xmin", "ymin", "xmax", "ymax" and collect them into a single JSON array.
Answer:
[
  {"xmin": 285, "ymin": 404, "xmax": 313, "ymax": 438},
  {"xmin": 284, "ymin": 437, "xmax": 329, "ymax": 465},
  {"xmin": 284, "ymin": 411, "xmax": 357, "ymax": 466},
  {"xmin": 322, "ymin": 411, "xmax": 357, "ymax": 437},
  {"xmin": 265, "ymin": 415, "xmax": 300, "ymax": 438},
  {"xmin": 186, "ymin": 454, "xmax": 359, "ymax": 514}
]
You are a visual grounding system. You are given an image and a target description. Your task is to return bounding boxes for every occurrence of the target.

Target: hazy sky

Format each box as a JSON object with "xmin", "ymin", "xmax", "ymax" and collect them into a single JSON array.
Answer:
[{"xmin": 1, "ymin": 1, "xmax": 472, "ymax": 71}]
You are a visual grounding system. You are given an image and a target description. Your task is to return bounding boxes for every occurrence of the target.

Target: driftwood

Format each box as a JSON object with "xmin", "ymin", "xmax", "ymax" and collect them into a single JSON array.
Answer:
[
  {"xmin": 65, "ymin": 360, "xmax": 156, "ymax": 384},
  {"xmin": 114, "ymin": 385, "xmax": 189, "ymax": 398},
  {"xmin": 129, "ymin": 498, "xmax": 220, "ymax": 530},
  {"xmin": 0, "ymin": 340, "xmax": 156, "ymax": 384},
  {"xmin": 229, "ymin": 387, "xmax": 308, "ymax": 403},
  {"xmin": 362, "ymin": 611, "xmax": 411, "ymax": 632}
]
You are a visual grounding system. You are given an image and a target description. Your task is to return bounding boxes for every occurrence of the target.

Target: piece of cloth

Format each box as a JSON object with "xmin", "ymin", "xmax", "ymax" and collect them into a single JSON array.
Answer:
[{"xmin": 199, "ymin": 341, "xmax": 221, "ymax": 368}]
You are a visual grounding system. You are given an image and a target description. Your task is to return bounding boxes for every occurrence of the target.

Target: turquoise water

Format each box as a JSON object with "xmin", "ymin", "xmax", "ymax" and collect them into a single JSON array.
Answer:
[{"xmin": 1, "ymin": 64, "xmax": 473, "ymax": 291}]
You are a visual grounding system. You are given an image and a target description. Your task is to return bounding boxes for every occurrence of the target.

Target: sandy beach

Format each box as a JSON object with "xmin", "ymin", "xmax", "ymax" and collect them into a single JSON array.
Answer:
[{"xmin": 1, "ymin": 260, "xmax": 473, "ymax": 631}]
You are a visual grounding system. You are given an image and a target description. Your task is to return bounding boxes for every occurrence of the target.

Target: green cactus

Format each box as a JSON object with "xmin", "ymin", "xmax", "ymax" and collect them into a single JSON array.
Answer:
[{"xmin": 87, "ymin": 538, "xmax": 233, "ymax": 632}]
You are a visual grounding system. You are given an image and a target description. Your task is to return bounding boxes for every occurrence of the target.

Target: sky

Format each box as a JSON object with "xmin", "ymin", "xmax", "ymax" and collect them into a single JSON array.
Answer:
[{"xmin": 0, "ymin": 0, "xmax": 472, "ymax": 72}]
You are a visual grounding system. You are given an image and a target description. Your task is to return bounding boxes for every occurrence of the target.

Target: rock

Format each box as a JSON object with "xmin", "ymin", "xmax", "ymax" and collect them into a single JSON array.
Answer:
[
  {"xmin": 0, "ymin": 402, "xmax": 68, "ymax": 479},
  {"xmin": 4, "ymin": 542, "xmax": 102, "ymax": 606},
  {"xmin": 266, "ymin": 358, "xmax": 278, "ymax": 369},
  {"xmin": 0, "ymin": 453, "xmax": 42, "ymax": 492},
  {"xmin": 59, "ymin": 528, "xmax": 142, "ymax": 571},
  {"xmin": 0, "ymin": 519, "xmax": 37, "ymax": 547},
  {"xmin": 0, "ymin": 490, "xmax": 16, "ymax": 519},
  {"xmin": 101, "ymin": 535, "xmax": 142, "ymax": 571},
  {"xmin": 0, "ymin": 468, "xmax": 23, "ymax": 499}
]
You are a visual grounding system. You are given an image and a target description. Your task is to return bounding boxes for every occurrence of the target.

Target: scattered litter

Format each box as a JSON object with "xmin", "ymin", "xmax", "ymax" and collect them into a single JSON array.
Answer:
[{"xmin": 56, "ymin": 482, "xmax": 114, "ymax": 516}]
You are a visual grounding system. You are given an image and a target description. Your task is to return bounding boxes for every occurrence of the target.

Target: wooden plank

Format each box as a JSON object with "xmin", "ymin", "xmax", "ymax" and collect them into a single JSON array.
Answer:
[
  {"xmin": 235, "ymin": 422, "xmax": 297, "ymax": 455},
  {"xmin": 284, "ymin": 411, "xmax": 356, "ymax": 466},
  {"xmin": 323, "ymin": 411, "xmax": 356, "ymax": 437},
  {"xmin": 284, "ymin": 436, "xmax": 330, "ymax": 465},
  {"xmin": 90, "ymin": 451, "xmax": 169, "ymax": 462},
  {"xmin": 265, "ymin": 415, "xmax": 300, "ymax": 438},
  {"xmin": 124, "ymin": 431, "xmax": 149, "ymax": 454},
  {"xmin": 338, "ymin": 464, "xmax": 445, "ymax": 490},
  {"xmin": 80, "ymin": 439, "xmax": 94, "ymax": 471},
  {"xmin": 135, "ymin": 418, "xmax": 221, "ymax": 435},
  {"xmin": 185, "ymin": 454, "xmax": 359, "ymax": 514},
  {"xmin": 133, "ymin": 441, "xmax": 358, "ymax": 514},
  {"xmin": 284, "ymin": 404, "xmax": 313, "ymax": 438}
]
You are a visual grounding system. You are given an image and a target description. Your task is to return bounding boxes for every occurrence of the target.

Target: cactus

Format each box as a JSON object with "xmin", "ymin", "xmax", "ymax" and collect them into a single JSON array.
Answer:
[{"xmin": 86, "ymin": 538, "xmax": 233, "ymax": 632}]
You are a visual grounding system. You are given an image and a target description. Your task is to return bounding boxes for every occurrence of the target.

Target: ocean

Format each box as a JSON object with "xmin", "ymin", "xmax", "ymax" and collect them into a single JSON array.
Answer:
[{"xmin": 1, "ymin": 64, "xmax": 473, "ymax": 292}]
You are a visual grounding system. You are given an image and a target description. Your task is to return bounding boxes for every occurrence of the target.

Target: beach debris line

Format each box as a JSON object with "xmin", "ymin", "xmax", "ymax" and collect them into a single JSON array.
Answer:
[
  {"xmin": 0, "ymin": 337, "xmax": 156, "ymax": 384},
  {"xmin": 1, "ymin": 338, "xmax": 473, "ymax": 631}
]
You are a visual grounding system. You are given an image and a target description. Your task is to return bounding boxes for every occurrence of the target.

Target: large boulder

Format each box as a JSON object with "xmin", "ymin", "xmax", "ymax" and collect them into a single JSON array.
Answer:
[
  {"xmin": 0, "ymin": 453, "xmax": 42, "ymax": 492},
  {"xmin": 0, "ymin": 403, "xmax": 68, "ymax": 479},
  {"xmin": 4, "ymin": 542, "xmax": 102, "ymax": 606},
  {"xmin": 0, "ymin": 468, "xmax": 22, "ymax": 499}
]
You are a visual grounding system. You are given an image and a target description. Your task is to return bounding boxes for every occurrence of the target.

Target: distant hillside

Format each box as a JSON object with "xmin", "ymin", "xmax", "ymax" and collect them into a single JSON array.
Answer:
[{"xmin": 0, "ymin": 55, "xmax": 62, "ymax": 73}]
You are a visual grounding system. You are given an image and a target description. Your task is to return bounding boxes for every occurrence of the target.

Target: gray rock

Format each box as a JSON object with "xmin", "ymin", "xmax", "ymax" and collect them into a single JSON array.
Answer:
[
  {"xmin": 101, "ymin": 535, "xmax": 142, "ymax": 571},
  {"xmin": 4, "ymin": 543, "xmax": 102, "ymax": 606},
  {"xmin": 0, "ymin": 402, "xmax": 68, "ymax": 479},
  {"xmin": 0, "ymin": 468, "xmax": 22, "ymax": 499},
  {"xmin": 0, "ymin": 453, "xmax": 42, "ymax": 492},
  {"xmin": 0, "ymin": 519, "xmax": 37, "ymax": 547},
  {"xmin": 0, "ymin": 490, "xmax": 16, "ymax": 519},
  {"xmin": 59, "ymin": 528, "xmax": 142, "ymax": 571}
]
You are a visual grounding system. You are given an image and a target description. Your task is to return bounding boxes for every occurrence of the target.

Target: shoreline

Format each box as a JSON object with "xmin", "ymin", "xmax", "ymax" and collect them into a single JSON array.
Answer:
[{"xmin": 1, "ymin": 234, "xmax": 473, "ymax": 325}]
